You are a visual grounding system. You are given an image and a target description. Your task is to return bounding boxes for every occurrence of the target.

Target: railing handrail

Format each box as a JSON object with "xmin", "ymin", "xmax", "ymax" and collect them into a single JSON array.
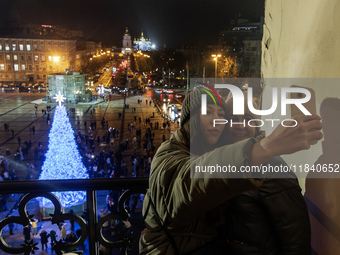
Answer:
[{"xmin": 0, "ymin": 177, "xmax": 149, "ymax": 193}]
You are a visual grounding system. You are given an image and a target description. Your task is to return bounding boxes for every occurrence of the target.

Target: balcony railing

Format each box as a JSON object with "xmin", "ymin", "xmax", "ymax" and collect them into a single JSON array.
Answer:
[{"xmin": 0, "ymin": 177, "xmax": 149, "ymax": 255}]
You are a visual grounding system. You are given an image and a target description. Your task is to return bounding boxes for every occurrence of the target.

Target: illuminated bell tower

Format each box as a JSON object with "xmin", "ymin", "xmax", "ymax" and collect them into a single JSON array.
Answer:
[{"xmin": 122, "ymin": 27, "xmax": 133, "ymax": 55}]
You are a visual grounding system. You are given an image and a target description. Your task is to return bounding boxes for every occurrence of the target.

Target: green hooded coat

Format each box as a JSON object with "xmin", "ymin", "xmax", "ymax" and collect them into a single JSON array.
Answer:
[{"xmin": 140, "ymin": 124, "xmax": 263, "ymax": 255}]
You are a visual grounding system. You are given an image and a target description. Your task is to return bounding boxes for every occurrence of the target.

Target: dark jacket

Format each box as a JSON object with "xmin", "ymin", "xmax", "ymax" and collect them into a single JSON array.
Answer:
[
  {"xmin": 140, "ymin": 125, "xmax": 263, "ymax": 255},
  {"xmin": 40, "ymin": 231, "xmax": 49, "ymax": 244},
  {"xmin": 225, "ymin": 156, "xmax": 311, "ymax": 255}
]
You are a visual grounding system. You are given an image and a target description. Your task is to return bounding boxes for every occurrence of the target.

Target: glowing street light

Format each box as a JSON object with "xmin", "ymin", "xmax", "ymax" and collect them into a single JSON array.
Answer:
[
  {"xmin": 212, "ymin": 54, "xmax": 221, "ymax": 82},
  {"xmin": 53, "ymin": 56, "xmax": 60, "ymax": 62}
]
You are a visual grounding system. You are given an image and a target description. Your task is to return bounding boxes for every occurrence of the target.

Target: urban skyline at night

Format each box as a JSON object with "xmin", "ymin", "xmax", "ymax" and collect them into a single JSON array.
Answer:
[{"xmin": 0, "ymin": 0, "xmax": 264, "ymax": 48}]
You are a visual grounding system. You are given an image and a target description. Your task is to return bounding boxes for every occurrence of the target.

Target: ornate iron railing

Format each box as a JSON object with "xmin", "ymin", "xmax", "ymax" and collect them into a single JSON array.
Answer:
[{"xmin": 0, "ymin": 178, "xmax": 149, "ymax": 255}]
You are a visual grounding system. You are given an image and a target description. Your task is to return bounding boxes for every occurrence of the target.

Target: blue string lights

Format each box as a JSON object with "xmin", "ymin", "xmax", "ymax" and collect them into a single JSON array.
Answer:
[{"xmin": 39, "ymin": 92, "xmax": 88, "ymax": 208}]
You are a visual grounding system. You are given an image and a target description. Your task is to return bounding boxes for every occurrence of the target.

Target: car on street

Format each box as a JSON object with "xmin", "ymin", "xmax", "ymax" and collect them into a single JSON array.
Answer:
[{"xmin": 2, "ymin": 84, "xmax": 19, "ymax": 92}]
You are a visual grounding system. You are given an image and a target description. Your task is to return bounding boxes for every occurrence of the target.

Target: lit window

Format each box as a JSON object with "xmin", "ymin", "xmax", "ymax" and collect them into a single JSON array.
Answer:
[
  {"xmin": 0, "ymin": 64, "xmax": 4, "ymax": 70},
  {"xmin": 12, "ymin": 44, "xmax": 16, "ymax": 51},
  {"xmin": 41, "ymin": 55, "xmax": 45, "ymax": 61},
  {"xmin": 14, "ymin": 64, "xmax": 19, "ymax": 71},
  {"xmin": 48, "ymin": 56, "xmax": 52, "ymax": 61},
  {"xmin": 27, "ymin": 44, "xmax": 31, "ymax": 51},
  {"xmin": 13, "ymin": 55, "xmax": 18, "ymax": 61},
  {"xmin": 35, "ymin": 55, "xmax": 39, "ymax": 61},
  {"xmin": 5, "ymin": 44, "xmax": 9, "ymax": 51},
  {"xmin": 19, "ymin": 44, "xmax": 24, "ymax": 51},
  {"xmin": 6, "ymin": 55, "xmax": 10, "ymax": 60},
  {"xmin": 21, "ymin": 64, "xmax": 25, "ymax": 71},
  {"xmin": 0, "ymin": 44, "xmax": 2, "ymax": 51}
]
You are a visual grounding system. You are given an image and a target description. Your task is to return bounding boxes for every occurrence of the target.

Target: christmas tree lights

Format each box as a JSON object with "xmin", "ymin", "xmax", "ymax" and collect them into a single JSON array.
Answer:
[{"xmin": 39, "ymin": 92, "xmax": 88, "ymax": 208}]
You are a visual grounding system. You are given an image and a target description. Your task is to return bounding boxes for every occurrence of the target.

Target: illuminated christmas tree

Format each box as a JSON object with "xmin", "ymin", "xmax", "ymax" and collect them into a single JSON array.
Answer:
[{"xmin": 39, "ymin": 92, "xmax": 88, "ymax": 208}]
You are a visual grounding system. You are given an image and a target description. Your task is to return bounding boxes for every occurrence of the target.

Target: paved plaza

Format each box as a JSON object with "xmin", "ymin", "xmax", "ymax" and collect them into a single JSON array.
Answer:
[
  {"xmin": 0, "ymin": 91, "xmax": 177, "ymax": 180},
  {"xmin": 0, "ymin": 90, "xmax": 179, "ymax": 254}
]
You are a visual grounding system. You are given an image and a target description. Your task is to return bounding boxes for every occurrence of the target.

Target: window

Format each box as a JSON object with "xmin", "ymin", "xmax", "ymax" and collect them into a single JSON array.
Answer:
[
  {"xmin": 5, "ymin": 44, "xmax": 9, "ymax": 51},
  {"xmin": 27, "ymin": 44, "xmax": 31, "ymax": 51},
  {"xmin": 35, "ymin": 65, "xmax": 39, "ymax": 70},
  {"xmin": 48, "ymin": 56, "xmax": 52, "ymax": 61},
  {"xmin": 7, "ymin": 65, "xmax": 11, "ymax": 71},
  {"xmin": 0, "ymin": 44, "xmax": 2, "ymax": 51},
  {"xmin": 13, "ymin": 55, "xmax": 18, "ymax": 61},
  {"xmin": 14, "ymin": 64, "xmax": 19, "ymax": 71},
  {"xmin": 19, "ymin": 44, "xmax": 24, "ymax": 51},
  {"xmin": 34, "ymin": 55, "xmax": 39, "ymax": 61},
  {"xmin": 41, "ymin": 55, "xmax": 45, "ymax": 61},
  {"xmin": 62, "ymin": 55, "xmax": 66, "ymax": 61},
  {"xmin": 28, "ymin": 65, "xmax": 32, "ymax": 71},
  {"xmin": 28, "ymin": 55, "xmax": 31, "ymax": 61},
  {"xmin": 21, "ymin": 64, "xmax": 25, "ymax": 71},
  {"xmin": 0, "ymin": 64, "xmax": 4, "ymax": 70},
  {"xmin": 6, "ymin": 54, "xmax": 10, "ymax": 61},
  {"xmin": 37, "ymin": 74, "xmax": 40, "ymax": 79},
  {"xmin": 33, "ymin": 43, "xmax": 38, "ymax": 51},
  {"xmin": 76, "ymin": 54, "xmax": 80, "ymax": 60},
  {"xmin": 21, "ymin": 55, "xmax": 24, "ymax": 61},
  {"xmin": 12, "ymin": 44, "xmax": 16, "ymax": 51}
]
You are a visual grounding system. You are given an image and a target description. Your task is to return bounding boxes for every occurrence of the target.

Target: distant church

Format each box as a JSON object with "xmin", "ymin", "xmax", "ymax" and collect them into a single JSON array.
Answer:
[
  {"xmin": 121, "ymin": 27, "xmax": 133, "ymax": 55},
  {"xmin": 134, "ymin": 30, "xmax": 156, "ymax": 51},
  {"xmin": 121, "ymin": 27, "xmax": 156, "ymax": 55}
]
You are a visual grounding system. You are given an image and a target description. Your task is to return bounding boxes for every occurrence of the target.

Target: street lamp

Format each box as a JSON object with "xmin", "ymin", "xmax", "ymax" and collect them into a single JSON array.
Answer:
[{"xmin": 212, "ymin": 54, "xmax": 221, "ymax": 83}]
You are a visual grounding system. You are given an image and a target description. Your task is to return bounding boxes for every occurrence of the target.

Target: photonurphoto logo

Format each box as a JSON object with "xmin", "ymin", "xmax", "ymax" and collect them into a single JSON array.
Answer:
[{"xmin": 200, "ymin": 84, "xmax": 313, "ymax": 128}]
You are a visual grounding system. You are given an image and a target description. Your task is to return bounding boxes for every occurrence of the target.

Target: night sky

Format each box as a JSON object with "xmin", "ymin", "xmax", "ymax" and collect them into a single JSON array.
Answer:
[{"xmin": 0, "ymin": 0, "xmax": 264, "ymax": 48}]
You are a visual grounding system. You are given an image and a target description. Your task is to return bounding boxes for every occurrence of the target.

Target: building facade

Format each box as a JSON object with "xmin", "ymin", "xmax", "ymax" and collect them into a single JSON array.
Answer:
[
  {"xmin": 0, "ymin": 37, "xmax": 76, "ymax": 84},
  {"xmin": 133, "ymin": 31, "xmax": 155, "ymax": 51},
  {"xmin": 122, "ymin": 27, "xmax": 133, "ymax": 55},
  {"xmin": 242, "ymin": 38, "xmax": 262, "ymax": 77}
]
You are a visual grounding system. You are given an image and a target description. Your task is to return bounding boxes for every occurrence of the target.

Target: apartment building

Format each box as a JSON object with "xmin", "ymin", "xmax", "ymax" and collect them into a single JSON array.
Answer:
[{"xmin": 0, "ymin": 37, "xmax": 76, "ymax": 84}]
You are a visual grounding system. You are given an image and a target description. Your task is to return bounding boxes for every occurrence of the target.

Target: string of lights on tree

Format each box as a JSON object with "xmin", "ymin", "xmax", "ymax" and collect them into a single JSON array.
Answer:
[{"xmin": 39, "ymin": 92, "xmax": 89, "ymax": 208}]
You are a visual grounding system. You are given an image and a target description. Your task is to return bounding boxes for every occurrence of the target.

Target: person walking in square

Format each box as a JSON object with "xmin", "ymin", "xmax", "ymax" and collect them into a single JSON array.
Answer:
[
  {"xmin": 40, "ymin": 229, "xmax": 49, "ymax": 250},
  {"xmin": 50, "ymin": 229, "xmax": 57, "ymax": 244}
]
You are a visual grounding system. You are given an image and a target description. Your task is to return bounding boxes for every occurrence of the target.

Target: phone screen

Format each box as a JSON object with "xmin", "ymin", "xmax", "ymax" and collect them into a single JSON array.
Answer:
[{"xmin": 290, "ymin": 85, "xmax": 316, "ymax": 117}]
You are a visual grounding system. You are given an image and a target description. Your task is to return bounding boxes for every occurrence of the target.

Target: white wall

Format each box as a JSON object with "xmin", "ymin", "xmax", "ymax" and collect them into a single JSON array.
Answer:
[{"xmin": 262, "ymin": 1, "xmax": 340, "ymax": 254}]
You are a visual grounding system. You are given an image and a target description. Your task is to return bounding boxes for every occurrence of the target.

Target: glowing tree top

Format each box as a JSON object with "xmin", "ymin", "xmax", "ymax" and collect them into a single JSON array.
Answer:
[{"xmin": 39, "ymin": 92, "xmax": 88, "ymax": 208}]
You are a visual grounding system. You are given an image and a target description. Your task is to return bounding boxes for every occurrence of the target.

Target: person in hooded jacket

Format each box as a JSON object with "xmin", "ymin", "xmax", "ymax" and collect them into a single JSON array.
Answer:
[
  {"xmin": 139, "ymin": 85, "xmax": 322, "ymax": 255},
  {"xmin": 223, "ymin": 93, "xmax": 311, "ymax": 255}
]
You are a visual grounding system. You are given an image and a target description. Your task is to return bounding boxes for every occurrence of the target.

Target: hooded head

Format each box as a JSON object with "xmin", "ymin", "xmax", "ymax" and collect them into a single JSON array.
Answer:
[
  {"xmin": 180, "ymin": 85, "xmax": 228, "ymax": 154},
  {"xmin": 180, "ymin": 85, "xmax": 228, "ymax": 127}
]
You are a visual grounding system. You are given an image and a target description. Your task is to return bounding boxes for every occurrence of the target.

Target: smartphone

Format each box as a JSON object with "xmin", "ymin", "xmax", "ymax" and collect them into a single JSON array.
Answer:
[{"xmin": 290, "ymin": 85, "xmax": 316, "ymax": 117}]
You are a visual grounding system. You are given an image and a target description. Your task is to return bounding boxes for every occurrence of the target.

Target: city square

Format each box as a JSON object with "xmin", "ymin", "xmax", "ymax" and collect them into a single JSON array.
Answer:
[{"xmin": 1, "ymin": 0, "xmax": 340, "ymax": 254}]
